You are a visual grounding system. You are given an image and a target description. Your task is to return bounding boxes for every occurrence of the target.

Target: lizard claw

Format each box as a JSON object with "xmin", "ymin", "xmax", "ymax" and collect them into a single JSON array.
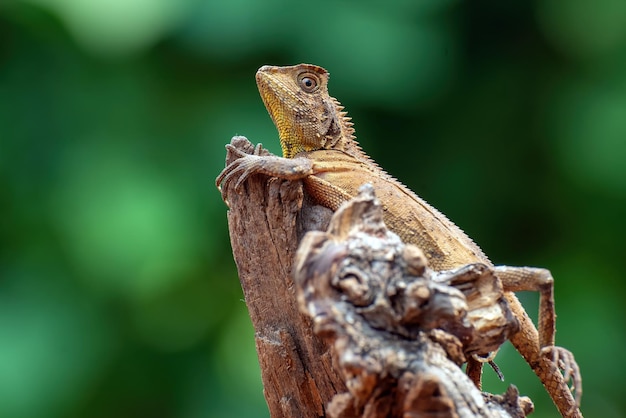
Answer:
[
  {"xmin": 216, "ymin": 154, "xmax": 261, "ymax": 198},
  {"xmin": 216, "ymin": 137, "xmax": 313, "ymax": 204},
  {"xmin": 472, "ymin": 351, "xmax": 505, "ymax": 381},
  {"xmin": 215, "ymin": 140, "xmax": 267, "ymax": 202},
  {"xmin": 541, "ymin": 345, "xmax": 582, "ymax": 406},
  {"xmin": 253, "ymin": 142, "xmax": 265, "ymax": 155}
]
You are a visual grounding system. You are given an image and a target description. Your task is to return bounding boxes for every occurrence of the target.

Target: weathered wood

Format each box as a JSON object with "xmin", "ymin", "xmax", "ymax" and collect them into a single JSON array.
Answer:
[
  {"xmin": 223, "ymin": 137, "xmax": 345, "ymax": 417},
  {"xmin": 293, "ymin": 183, "xmax": 533, "ymax": 418}
]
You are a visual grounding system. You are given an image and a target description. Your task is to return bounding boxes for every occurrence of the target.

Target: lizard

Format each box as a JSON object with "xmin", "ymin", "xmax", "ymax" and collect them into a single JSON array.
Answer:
[{"xmin": 216, "ymin": 63, "xmax": 582, "ymax": 418}]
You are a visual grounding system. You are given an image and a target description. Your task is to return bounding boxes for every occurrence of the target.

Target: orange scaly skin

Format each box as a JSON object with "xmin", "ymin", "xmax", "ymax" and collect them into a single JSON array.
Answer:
[{"xmin": 217, "ymin": 64, "xmax": 582, "ymax": 417}]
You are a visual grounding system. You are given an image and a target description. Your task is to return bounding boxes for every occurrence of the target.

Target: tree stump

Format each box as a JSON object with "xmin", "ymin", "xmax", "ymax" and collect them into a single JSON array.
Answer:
[{"xmin": 222, "ymin": 137, "xmax": 344, "ymax": 417}]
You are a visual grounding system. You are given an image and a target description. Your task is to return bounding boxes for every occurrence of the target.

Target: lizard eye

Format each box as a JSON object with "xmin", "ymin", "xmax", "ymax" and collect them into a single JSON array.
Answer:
[{"xmin": 298, "ymin": 73, "xmax": 319, "ymax": 93}]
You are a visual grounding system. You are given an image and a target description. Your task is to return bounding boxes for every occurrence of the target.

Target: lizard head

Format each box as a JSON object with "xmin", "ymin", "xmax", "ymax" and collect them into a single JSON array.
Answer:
[{"xmin": 256, "ymin": 64, "xmax": 356, "ymax": 158}]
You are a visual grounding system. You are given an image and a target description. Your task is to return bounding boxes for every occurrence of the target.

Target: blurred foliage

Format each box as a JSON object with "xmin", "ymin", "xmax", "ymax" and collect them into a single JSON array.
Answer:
[{"xmin": 1, "ymin": 0, "xmax": 625, "ymax": 417}]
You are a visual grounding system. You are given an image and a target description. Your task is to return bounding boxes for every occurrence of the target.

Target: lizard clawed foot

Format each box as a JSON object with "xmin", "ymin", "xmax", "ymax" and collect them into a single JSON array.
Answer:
[
  {"xmin": 215, "ymin": 140, "xmax": 268, "ymax": 202},
  {"xmin": 216, "ymin": 137, "xmax": 314, "ymax": 204},
  {"xmin": 541, "ymin": 345, "xmax": 582, "ymax": 406}
]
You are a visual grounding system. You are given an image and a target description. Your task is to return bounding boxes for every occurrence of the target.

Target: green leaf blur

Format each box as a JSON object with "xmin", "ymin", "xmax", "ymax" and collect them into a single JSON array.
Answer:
[{"xmin": 1, "ymin": 0, "xmax": 624, "ymax": 417}]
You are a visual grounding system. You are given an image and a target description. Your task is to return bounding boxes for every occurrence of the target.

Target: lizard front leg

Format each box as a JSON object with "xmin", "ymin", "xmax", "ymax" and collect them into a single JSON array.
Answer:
[
  {"xmin": 495, "ymin": 266, "xmax": 582, "ymax": 417},
  {"xmin": 216, "ymin": 136, "xmax": 314, "ymax": 204}
]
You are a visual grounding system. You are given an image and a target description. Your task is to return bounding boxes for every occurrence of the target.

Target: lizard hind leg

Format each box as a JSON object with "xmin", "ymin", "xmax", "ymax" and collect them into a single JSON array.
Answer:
[
  {"xmin": 494, "ymin": 266, "xmax": 582, "ymax": 408},
  {"xmin": 494, "ymin": 267, "xmax": 556, "ymax": 348}
]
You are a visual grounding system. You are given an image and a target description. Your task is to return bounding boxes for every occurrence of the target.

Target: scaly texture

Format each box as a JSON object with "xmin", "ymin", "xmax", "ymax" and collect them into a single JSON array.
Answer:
[{"xmin": 216, "ymin": 64, "xmax": 582, "ymax": 418}]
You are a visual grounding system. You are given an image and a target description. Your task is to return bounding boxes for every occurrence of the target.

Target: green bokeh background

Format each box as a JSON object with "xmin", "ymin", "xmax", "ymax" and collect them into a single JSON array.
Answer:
[{"xmin": 1, "ymin": 0, "xmax": 625, "ymax": 417}]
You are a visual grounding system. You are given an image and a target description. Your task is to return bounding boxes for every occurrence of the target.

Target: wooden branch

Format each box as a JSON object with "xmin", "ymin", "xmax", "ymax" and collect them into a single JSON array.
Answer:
[{"xmin": 219, "ymin": 136, "xmax": 534, "ymax": 418}]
